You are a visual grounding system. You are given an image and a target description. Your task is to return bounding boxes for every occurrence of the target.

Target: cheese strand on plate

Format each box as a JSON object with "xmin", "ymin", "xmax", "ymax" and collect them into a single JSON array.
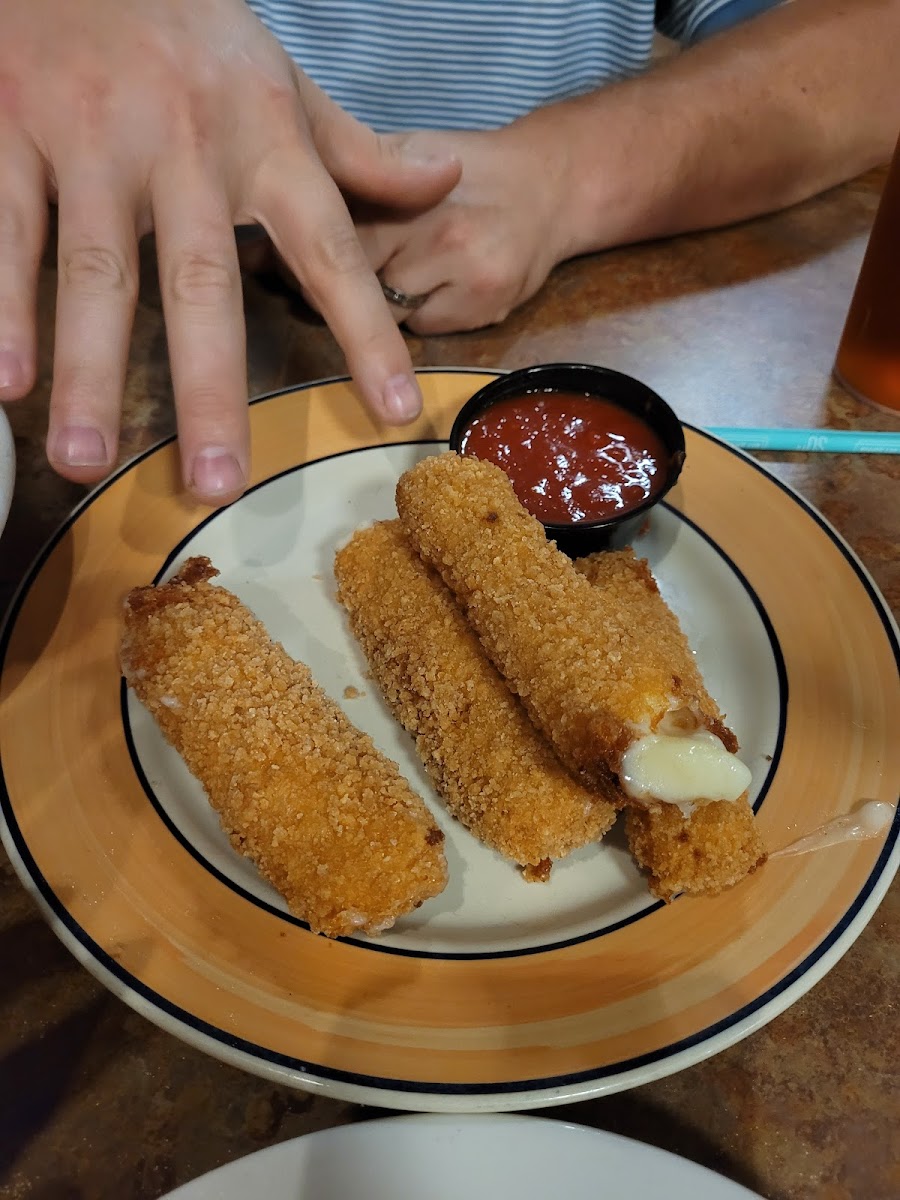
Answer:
[
  {"xmin": 335, "ymin": 521, "xmax": 618, "ymax": 879},
  {"xmin": 396, "ymin": 454, "xmax": 753, "ymax": 820},
  {"xmin": 121, "ymin": 557, "xmax": 447, "ymax": 937}
]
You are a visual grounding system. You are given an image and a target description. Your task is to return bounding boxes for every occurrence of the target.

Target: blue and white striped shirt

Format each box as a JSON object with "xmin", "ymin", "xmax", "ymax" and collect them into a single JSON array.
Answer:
[{"xmin": 246, "ymin": 0, "xmax": 781, "ymax": 132}]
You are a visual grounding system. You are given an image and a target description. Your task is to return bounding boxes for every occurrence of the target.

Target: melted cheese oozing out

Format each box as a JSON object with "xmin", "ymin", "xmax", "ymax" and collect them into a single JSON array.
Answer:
[
  {"xmin": 770, "ymin": 800, "xmax": 895, "ymax": 858},
  {"xmin": 620, "ymin": 729, "xmax": 752, "ymax": 812}
]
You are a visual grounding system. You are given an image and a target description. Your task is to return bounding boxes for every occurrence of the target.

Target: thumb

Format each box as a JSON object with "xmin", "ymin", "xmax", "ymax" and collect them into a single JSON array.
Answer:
[
  {"xmin": 360, "ymin": 130, "xmax": 463, "ymax": 209},
  {"xmin": 297, "ymin": 72, "xmax": 461, "ymax": 208}
]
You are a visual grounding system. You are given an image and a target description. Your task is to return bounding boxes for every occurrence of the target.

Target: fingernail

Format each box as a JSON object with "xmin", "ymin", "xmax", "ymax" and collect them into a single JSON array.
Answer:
[
  {"xmin": 190, "ymin": 447, "xmax": 245, "ymax": 498},
  {"xmin": 50, "ymin": 425, "xmax": 108, "ymax": 467},
  {"xmin": 404, "ymin": 150, "xmax": 459, "ymax": 169},
  {"xmin": 0, "ymin": 350, "xmax": 25, "ymax": 393},
  {"xmin": 399, "ymin": 136, "xmax": 459, "ymax": 171},
  {"xmin": 382, "ymin": 374, "xmax": 422, "ymax": 423}
]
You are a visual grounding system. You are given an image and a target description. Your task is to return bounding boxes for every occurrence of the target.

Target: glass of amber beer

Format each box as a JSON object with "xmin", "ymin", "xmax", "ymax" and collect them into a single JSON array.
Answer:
[{"xmin": 834, "ymin": 131, "xmax": 900, "ymax": 412}]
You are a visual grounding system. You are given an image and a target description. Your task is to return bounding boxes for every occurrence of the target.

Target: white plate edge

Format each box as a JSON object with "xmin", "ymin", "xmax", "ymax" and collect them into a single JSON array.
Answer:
[{"xmin": 0, "ymin": 372, "xmax": 897, "ymax": 1112}]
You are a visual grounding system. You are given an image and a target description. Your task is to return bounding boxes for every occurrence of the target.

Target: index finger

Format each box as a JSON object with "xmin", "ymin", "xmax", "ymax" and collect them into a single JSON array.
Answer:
[
  {"xmin": 250, "ymin": 154, "xmax": 423, "ymax": 426},
  {"xmin": 152, "ymin": 158, "xmax": 250, "ymax": 506}
]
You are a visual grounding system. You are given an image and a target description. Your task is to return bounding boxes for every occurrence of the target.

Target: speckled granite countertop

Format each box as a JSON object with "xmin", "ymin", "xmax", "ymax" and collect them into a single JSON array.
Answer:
[{"xmin": 1, "ymin": 170, "xmax": 897, "ymax": 1200}]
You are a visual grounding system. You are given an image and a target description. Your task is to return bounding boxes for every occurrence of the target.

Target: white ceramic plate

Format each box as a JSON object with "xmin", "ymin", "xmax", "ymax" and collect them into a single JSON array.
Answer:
[
  {"xmin": 162, "ymin": 1114, "xmax": 764, "ymax": 1199},
  {"xmin": 1, "ymin": 372, "xmax": 898, "ymax": 1112},
  {"xmin": 0, "ymin": 405, "xmax": 14, "ymax": 540},
  {"xmin": 127, "ymin": 437, "xmax": 781, "ymax": 957}
]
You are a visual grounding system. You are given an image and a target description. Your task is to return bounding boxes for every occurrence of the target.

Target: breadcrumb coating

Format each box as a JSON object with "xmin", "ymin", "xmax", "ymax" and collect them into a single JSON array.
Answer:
[
  {"xmin": 120, "ymin": 557, "xmax": 447, "ymax": 938},
  {"xmin": 625, "ymin": 799, "xmax": 766, "ymax": 901},
  {"xmin": 577, "ymin": 548, "xmax": 767, "ymax": 898},
  {"xmin": 334, "ymin": 522, "xmax": 618, "ymax": 874},
  {"xmin": 572, "ymin": 549, "xmax": 733, "ymax": 746},
  {"xmin": 395, "ymin": 453, "xmax": 732, "ymax": 792}
]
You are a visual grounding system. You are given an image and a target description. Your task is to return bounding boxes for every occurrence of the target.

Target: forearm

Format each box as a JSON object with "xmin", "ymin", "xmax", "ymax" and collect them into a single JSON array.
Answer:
[{"xmin": 522, "ymin": 0, "xmax": 900, "ymax": 257}]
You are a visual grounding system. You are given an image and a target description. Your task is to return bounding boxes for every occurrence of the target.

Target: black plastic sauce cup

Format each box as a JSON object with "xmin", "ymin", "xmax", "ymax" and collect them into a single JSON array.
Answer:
[{"xmin": 449, "ymin": 362, "xmax": 686, "ymax": 557}]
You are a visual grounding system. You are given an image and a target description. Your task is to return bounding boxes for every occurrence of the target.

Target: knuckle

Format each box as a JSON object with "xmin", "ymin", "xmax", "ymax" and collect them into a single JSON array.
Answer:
[
  {"xmin": 435, "ymin": 212, "xmax": 471, "ymax": 255},
  {"xmin": 168, "ymin": 252, "xmax": 237, "ymax": 307},
  {"xmin": 260, "ymin": 80, "xmax": 302, "ymax": 124},
  {"xmin": 72, "ymin": 73, "xmax": 114, "ymax": 133},
  {"xmin": 306, "ymin": 224, "xmax": 369, "ymax": 282},
  {"xmin": 63, "ymin": 245, "xmax": 135, "ymax": 297},
  {"xmin": 469, "ymin": 261, "xmax": 508, "ymax": 300},
  {"xmin": 175, "ymin": 384, "xmax": 231, "ymax": 421}
]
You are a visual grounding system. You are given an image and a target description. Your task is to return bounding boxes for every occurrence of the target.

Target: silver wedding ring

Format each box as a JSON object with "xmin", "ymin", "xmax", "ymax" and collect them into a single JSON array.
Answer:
[{"xmin": 379, "ymin": 278, "xmax": 431, "ymax": 311}]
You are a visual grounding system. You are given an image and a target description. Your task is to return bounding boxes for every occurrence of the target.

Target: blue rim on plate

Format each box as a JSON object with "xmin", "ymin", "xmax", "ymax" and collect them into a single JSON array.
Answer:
[{"xmin": 0, "ymin": 371, "xmax": 897, "ymax": 1112}]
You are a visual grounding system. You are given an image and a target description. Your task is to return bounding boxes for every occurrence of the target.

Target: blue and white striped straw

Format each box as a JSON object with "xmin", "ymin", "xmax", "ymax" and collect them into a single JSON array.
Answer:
[{"xmin": 707, "ymin": 428, "xmax": 900, "ymax": 455}]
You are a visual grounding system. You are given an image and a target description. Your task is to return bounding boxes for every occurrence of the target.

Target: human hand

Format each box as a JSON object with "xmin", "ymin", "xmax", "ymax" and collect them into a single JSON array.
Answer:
[
  {"xmin": 353, "ymin": 117, "xmax": 582, "ymax": 335},
  {"xmin": 0, "ymin": 0, "xmax": 460, "ymax": 503}
]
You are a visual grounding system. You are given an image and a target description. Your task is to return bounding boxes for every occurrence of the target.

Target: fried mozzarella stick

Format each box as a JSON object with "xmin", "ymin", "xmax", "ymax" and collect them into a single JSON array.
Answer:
[
  {"xmin": 396, "ymin": 454, "xmax": 751, "ymax": 817},
  {"xmin": 625, "ymin": 800, "xmax": 764, "ymax": 901},
  {"xmin": 575, "ymin": 549, "xmax": 766, "ymax": 899},
  {"xmin": 120, "ymin": 557, "xmax": 447, "ymax": 938},
  {"xmin": 334, "ymin": 522, "xmax": 618, "ymax": 878}
]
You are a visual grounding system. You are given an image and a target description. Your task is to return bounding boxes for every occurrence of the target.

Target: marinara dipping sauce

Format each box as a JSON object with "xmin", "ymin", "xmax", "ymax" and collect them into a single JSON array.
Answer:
[{"xmin": 458, "ymin": 390, "xmax": 667, "ymax": 525}]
